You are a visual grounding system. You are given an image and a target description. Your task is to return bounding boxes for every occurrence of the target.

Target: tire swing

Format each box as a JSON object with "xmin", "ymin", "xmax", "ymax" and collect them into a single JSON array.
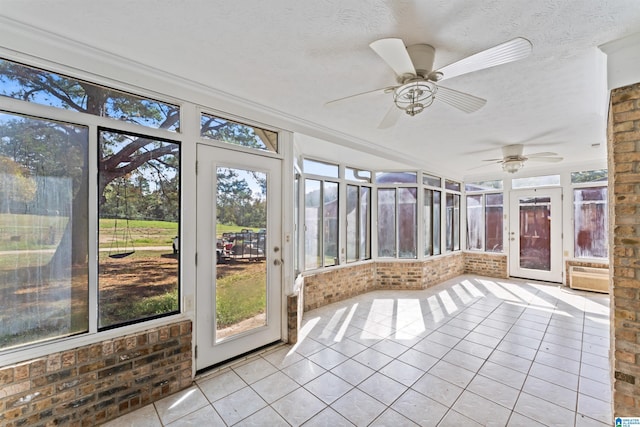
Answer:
[{"xmin": 108, "ymin": 179, "xmax": 135, "ymax": 259}]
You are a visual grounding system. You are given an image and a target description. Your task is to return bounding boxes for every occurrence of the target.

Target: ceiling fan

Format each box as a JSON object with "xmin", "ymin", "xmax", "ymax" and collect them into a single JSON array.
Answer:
[
  {"xmin": 482, "ymin": 144, "xmax": 563, "ymax": 173},
  {"xmin": 327, "ymin": 37, "xmax": 532, "ymax": 128}
]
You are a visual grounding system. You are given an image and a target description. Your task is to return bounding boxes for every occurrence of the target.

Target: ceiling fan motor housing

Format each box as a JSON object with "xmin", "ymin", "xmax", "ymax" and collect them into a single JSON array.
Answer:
[{"xmin": 406, "ymin": 44, "xmax": 436, "ymax": 80}]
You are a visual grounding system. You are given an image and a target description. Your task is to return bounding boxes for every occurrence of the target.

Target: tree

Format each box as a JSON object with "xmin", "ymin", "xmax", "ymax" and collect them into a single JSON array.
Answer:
[
  {"xmin": 0, "ymin": 156, "xmax": 36, "ymax": 213},
  {"xmin": 0, "ymin": 58, "xmax": 269, "ymax": 264}
]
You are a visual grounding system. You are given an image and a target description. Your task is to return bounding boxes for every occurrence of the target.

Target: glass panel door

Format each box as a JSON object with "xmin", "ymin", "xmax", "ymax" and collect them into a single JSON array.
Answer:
[
  {"xmin": 196, "ymin": 144, "xmax": 281, "ymax": 369},
  {"xmin": 509, "ymin": 188, "xmax": 562, "ymax": 282}
]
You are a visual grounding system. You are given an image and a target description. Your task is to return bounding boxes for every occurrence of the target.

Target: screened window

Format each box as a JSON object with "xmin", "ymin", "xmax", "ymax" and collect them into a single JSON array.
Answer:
[
  {"xmin": 0, "ymin": 112, "xmax": 88, "ymax": 350},
  {"xmin": 201, "ymin": 113, "xmax": 278, "ymax": 153},
  {"xmin": 303, "ymin": 179, "xmax": 338, "ymax": 269},
  {"xmin": 377, "ymin": 187, "xmax": 417, "ymax": 258},
  {"xmin": 446, "ymin": 193, "xmax": 460, "ymax": 252},
  {"xmin": 98, "ymin": 129, "xmax": 180, "ymax": 329},
  {"xmin": 424, "ymin": 189, "xmax": 441, "ymax": 256},
  {"xmin": 574, "ymin": 187, "xmax": 608, "ymax": 258},
  {"xmin": 0, "ymin": 58, "xmax": 180, "ymax": 131},
  {"xmin": 466, "ymin": 193, "xmax": 503, "ymax": 252},
  {"xmin": 346, "ymin": 184, "xmax": 371, "ymax": 262}
]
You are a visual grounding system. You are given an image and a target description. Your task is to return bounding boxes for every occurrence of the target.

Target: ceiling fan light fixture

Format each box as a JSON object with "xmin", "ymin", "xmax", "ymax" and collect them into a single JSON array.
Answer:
[
  {"xmin": 502, "ymin": 159, "xmax": 524, "ymax": 173},
  {"xmin": 394, "ymin": 81, "xmax": 437, "ymax": 116}
]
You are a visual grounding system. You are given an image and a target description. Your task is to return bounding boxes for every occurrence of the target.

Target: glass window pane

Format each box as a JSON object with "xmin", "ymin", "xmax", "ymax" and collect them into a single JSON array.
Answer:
[
  {"xmin": 485, "ymin": 193, "xmax": 503, "ymax": 252},
  {"xmin": 377, "ymin": 189, "xmax": 396, "ymax": 257},
  {"xmin": 345, "ymin": 167, "xmax": 371, "ymax": 182},
  {"xmin": 571, "ymin": 169, "xmax": 608, "ymax": 184},
  {"xmin": 446, "ymin": 193, "xmax": 460, "ymax": 251},
  {"xmin": 303, "ymin": 159, "xmax": 339, "ymax": 177},
  {"xmin": 304, "ymin": 179, "xmax": 321, "ymax": 269},
  {"xmin": 433, "ymin": 191, "xmax": 441, "ymax": 255},
  {"xmin": 375, "ymin": 171, "xmax": 417, "ymax": 184},
  {"xmin": 465, "ymin": 180, "xmax": 503, "ymax": 192},
  {"xmin": 512, "ymin": 174, "xmax": 560, "ymax": 189},
  {"xmin": 424, "ymin": 189, "xmax": 433, "ymax": 256},
  {"xmin": 445, "ymin": 180, "xmax": 461, "ymax": 192},
  {"xmin": 574, "ymin": 187, "xmax": 608, "ymax": 258},
  {"xmin": 0, "ymin": 112, "xmax": 89, "ymax": 350},
  {"xmin": 466, "ymin": 195, "xmax": 483, "ymax": 250},
  {"xmin": 324, "ymin": 181, "xmax": 339, "ymax": 266},
  {"xmin": 398, "ymin": 188, "xmax": 417, "ymax": 258},
  {"xmin": 346, "ymin": 185, "xmax": 358, "ymax": 262},
  {"xmin": 201, "ymin": 113, "xmax": 278, "ymax": 153},
  {"xmin": 518, "ymin": 196, "xmax": 551, "ymax": 271},
  {"xmin": 360, "ymin": 187, "xmax": 371, "ymax": 260},
  {"xmin": 0, "ymin": 58, "xmax": 180, "ymax": 131},
  {"xmin": 423, "ymin": 174, "xmax": 441, "ymax": 188},
  {"xmin": 98, "ymin": 130, "xmax": 180, "ymax": 329}
]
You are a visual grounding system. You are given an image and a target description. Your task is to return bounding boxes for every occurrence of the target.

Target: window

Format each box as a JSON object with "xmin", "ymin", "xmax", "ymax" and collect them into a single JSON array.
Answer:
[
  {"xmin": 345, "ymin": 167, "xmax": 371, "ymax": 182},
  {"xmin": 423, "ymin": 173, "xmax": 441, "ymax": 188},
  {"xmin": 512, "ymin": 174, "xmax": 560, "ymax": 189},
  {"xmin": 377, "ymin": 187, "xmax": 417, "ymax": 258},
  {"xmin": 98, "ymin": 129, "xmax": 180, "ymax": 329},
  {"xmin": 0, "ymin": 112, "xmax": 88, "ymax": 350},
  {"xmin": 445, "ymin": 179, "xmax": 461, "ymax": 192},
  {"xmin": 303, "ymin": 179, "xmax": 338, "ymax": 269},
  {"xmin": 376, "ymin": 171, "xmax": 417, "ymax": 184},
  {"xmin": 0, "ymin": 58, "xmax": 183, "ymax": 351},
  {"xmin": 571, "ymin": 169, "xmax": 607, "ymax": 184},
  {"xmin": 466, "ymin": 193, "xmax": 503, "ymax": 252},
  {"xmin": 424, "ymin": 189, "xmax": 441, "ymax": 256},
  {"xmin": 346, "ymin": 184, "xmax": 371, "ymax": 262},
  {"xmin": 201, "ymin": 113, "xmax": 278, "ymax": 153},
  {"xmin": 303, "ymin": 159, "xmax": 339, "ymax": 177},
  {"xmin": 445, "ymin": 193, "xmax": 460, "ymax": 252},
  {"xmin": 0, "ymin": 58, "xmax": 180, "ymax": 131},
  {"xmin": 574, "ymin": 187, "xmax": 608, "ymax": 258}
]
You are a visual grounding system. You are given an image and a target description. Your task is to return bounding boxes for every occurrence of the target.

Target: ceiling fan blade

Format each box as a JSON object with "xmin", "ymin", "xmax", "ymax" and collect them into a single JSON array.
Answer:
[
  {"xmin": 378, "ymin": 104, "xmax": 402, "ymax": 129},
  {"xmin": 468, "ymin": 161, "xmax": 502, "ymax": 171},
  {"xmin": 370, "ymin": 38, "xmax": 416, "ymax": 77},
  {"xmin": 325, "ymin": 86, "xmax": 397, "ymax": 106},
  {"xmin": 482, "ymin": 158, "xmax": 503, "ymax": 162},
  {"xmin": 526, "ymin": 152, "xmax": 558, "ymax": 158},
  {"xmin": 436, "ymin": 37, "xmax": 532, "ymax": 81},
  {"xmin": 527, "ymin": 156, "xmax": 563, "ymax": 163},
  {"xmin": 435, "ymin": 85, "xmax": 487, "ymax": 113}
]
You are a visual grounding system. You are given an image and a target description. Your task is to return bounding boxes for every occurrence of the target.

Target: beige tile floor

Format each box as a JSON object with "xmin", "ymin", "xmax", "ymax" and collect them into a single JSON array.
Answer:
[{"xmin": 104, "ymin": 275, "xmax": 612, "ymax": 426}]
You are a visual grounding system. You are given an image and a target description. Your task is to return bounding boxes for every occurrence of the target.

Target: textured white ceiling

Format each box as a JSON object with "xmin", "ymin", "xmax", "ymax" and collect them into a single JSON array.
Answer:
[{"xmin": 1, "ymin": 0, "xmax": 639, "ymax": 177}]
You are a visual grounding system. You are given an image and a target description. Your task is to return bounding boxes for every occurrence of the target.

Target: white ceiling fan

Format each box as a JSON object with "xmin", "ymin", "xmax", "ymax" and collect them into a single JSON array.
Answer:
[
  {"xmin": 482, "ymin": 144, "xmax": 563, "ymax": 173},
  {"xmin": 327, "ymin": 37, "xmax": 532, "ymax": 128}
]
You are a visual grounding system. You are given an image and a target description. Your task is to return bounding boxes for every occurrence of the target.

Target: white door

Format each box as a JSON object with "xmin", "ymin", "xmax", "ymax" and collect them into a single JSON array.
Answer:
[
  {"xmin": 509, "ymin": 188, "xmax": 562, "ymax": 283},
  {"xmin": 196, "ymin": 144, "xmax": 282, "ymax": 369}
]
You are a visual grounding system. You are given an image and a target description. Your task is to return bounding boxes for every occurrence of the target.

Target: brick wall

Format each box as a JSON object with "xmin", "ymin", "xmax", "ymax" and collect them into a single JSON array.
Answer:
[
  {"xmin": 464, "ymin": 252, "xmax": 508, "ymax": 279},
  {"xmin": 302, "ymin": 253, "xmax": 466, "ymax": 312},
  {"xmin": 303, "ymin": 262, "xmax": 376, "ymax": 311},
  {"xmin": 0, "ymin": 320, "xmax": 192, "ymax": 427},
  {"xmin": 610, "ymin": 82, "xmax": 640, "ymax": 416}
]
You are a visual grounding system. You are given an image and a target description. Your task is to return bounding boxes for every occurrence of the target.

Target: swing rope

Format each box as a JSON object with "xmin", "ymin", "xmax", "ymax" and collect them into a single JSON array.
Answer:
[{"xmin": 108, "ymin": 179, "xmax": 135, "ymax": 258}]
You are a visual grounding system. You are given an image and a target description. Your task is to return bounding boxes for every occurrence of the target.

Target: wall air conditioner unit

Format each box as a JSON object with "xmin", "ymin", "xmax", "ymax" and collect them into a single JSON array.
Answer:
[{"xmin": 569, "ymin": 266, "xmax": 609, "ymax": 293}]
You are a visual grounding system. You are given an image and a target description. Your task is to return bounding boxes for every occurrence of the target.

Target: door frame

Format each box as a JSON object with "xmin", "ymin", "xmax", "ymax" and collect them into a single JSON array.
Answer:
[
  {"xmin": 195, "ymin": 143, "xmax": 283, "ymax": 370},
  {"xmin": 508, "ymin": 187, "xmax": 563, "ymax": 283}
]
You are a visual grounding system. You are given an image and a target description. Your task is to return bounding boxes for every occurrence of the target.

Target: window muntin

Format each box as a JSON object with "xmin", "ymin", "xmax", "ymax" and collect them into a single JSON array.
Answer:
[
  {"xmin": 0, "ymin": 112, "xmax": 89, "ymax": 350},
  {"xmin": 0, "ymin": 58, "xmax": 180, "ymax": 131},
  {"xmin": 98, "ymin": 129, "xmax": 180, "ymax": 329},
  {"xmin": 200, "ymin": 113, "xmax": 278, "ymax": 153},
  {"xmin": 303, "ymin": 159, "xmax": 338, "ymax": 177},
  {"xmin": 446, "ymin": 193, "xmax": 460, "ymax": 252},
  {"xmin": 346, "ymin": 184, "xmax": 371, "ymax": 262},
  {"xmin": 574, "ymin": 187, "xmax": 608, "ymax": 258},
  {"xmin": 512, "ymin": 174, "xmax": 560, "ymax": 189}
]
